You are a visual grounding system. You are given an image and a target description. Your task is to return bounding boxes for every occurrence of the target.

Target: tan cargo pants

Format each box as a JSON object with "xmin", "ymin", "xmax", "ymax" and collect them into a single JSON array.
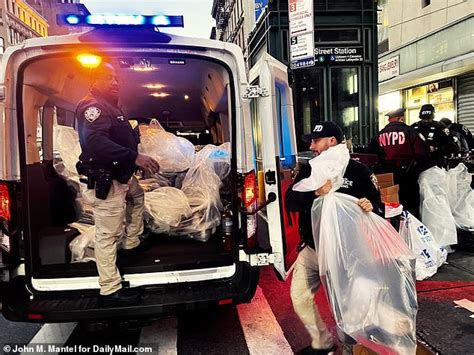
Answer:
[
  {"xmin": 291, "ymin": 246, "xmax": 334, "ymax": 350},
  {"xmin": 84, "ymin": 175, "xmax": 145, "ymax": 296}
]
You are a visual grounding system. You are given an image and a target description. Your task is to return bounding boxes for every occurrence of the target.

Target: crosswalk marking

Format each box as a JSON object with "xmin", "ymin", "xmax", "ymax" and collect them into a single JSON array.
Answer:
[
  {"xmin": 12, "ymin": 287, "xmax": 294, "ymax": 354},
  {"xmin": 237, "ymin": 286, "xmax": 294, "ymax": 355},
  {"xmin": 139, "ymin": 317, "xmax": 178, "ymax": 355},
  {"xmin": 23, "ymin": 323, "xmax": 76, "ymax": 355}
]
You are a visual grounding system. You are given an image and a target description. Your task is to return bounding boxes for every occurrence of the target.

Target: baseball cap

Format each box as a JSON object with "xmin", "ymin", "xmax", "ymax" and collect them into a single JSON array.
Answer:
[
  {"xmin": 419, "ymin": 104, "xmax": 435, "ymax": 119},
  {"xmin": 385, "ymin": 108, "xmax": 405, "ymax": 119},
  {"xmin": 302, "ymin": 121, "xmax": 344, "ymax": 143}
]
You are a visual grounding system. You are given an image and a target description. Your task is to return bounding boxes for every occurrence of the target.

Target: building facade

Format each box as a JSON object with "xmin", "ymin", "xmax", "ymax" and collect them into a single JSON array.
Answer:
[
  {"xmin": 377, "ymin": 0, "xmax": 474, "ymax": 130},
  {"xmin": 25, "ymin": 0, "xmax": 90, "ymax": 36},
  {"xmin": 0, "ymin": 0, "xmax": 48, "ymax": 53},
  {"xmin": 211, "ymin": 0, "xmax": 257, "ymax": 60},
  {"xmin": 246, "ymin": 0, "xmax": 379, "ymax": 149}
]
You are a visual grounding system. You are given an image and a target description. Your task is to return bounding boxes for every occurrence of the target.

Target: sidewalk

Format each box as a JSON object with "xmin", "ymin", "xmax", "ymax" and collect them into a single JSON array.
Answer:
[{"xmin": 415, "ymin": 229, "xmax": 474, "ymax": 355}]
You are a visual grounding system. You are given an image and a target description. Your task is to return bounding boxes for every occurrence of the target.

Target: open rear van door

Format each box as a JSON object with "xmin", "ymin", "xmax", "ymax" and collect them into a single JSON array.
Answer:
[{"xmin": 248, "ymin": 53, "xmax": 299, "ymax": 279}]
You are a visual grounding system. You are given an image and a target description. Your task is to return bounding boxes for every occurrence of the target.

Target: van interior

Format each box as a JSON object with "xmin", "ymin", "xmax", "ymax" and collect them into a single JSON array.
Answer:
[{"xmin": 21, "ymin": 54, "xmax": 236, "ymax": 282}]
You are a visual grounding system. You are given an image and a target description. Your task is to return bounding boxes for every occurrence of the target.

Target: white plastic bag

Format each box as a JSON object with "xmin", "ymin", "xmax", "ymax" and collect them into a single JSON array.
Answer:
[
  {"xmin": 293, "ymin": 144, "xmax": 350, "ymax": 192},
  {"xmin": 174, "ymin": 160, "xmax": 223, "ymax": 241},
  {"xmin": 69, "ymin": 223, "xmax": 96, "ymax": 263},
  {"xmin": 195, "ymin": 143, "xmax": 231, "ymax": 180},
  {"xmin": 54, "ymin": 125, "xmax": 81, "ymax": 177},
  {"xmin": 418, "ymin": 167, "xmax": 457, "ymax": 246},
  {"xmin": 139, "ymin": 120, "xmax": 195, "ymax": 173},
  {"xmin": 144, "ymin": 187, "xmax": 192, "ymax": 233},
  {"xmin": 399, "ymin": 211, "xmax": 447, "ymax": 280},
  {"xmin": 312, "ymin": 193, "xmax": 417, "ymax": 355},
  {"xmin": 446, "ymin": 163, "xmax": 474, "ymax": 230}
]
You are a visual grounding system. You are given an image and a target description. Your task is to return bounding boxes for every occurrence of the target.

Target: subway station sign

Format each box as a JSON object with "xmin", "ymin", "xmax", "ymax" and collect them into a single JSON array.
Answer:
[
  {"xmin": 314, "ymin": 47, "xmax": 364, "ymax": 63},
  {"xmin": 289, "ymin": 0, "xmax": 315, "ymax": 69}
]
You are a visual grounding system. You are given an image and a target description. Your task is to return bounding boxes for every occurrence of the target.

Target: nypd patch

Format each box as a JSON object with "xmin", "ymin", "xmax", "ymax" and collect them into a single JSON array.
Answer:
[{"xmin": 84, "ymin": 106, "xmax": 101, "ymax": 123}]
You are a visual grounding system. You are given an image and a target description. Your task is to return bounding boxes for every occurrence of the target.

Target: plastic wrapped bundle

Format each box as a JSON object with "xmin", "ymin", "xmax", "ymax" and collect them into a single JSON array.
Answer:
[
  {"xmin": 312, "ymin": 194, "xmax": 417, "ymax": 355},
  {"xmin": 139, "ymin": 120, "xmax": 195, "ymax": 173},
  {"xmin": 173, "ymin": 160, "xmax": 223, "ymax": 241},
  {"xmin": 69, "ymin": 223, "xmax": 96, "ymax": 263},
  {"xmin": 195, "ymin": 143, "xmax": 231, "ymax": 180},
  {"xmin": 419, "ymin": 167, "xmax": 457, "ymax": 246},
  {"xmin": 144, "ymin": 187, "xmax": 192, "ymax": 234},
  {"xmin": 446, "ymin": 163, "xmax": 474, "ymax": 230},
  {"xmin": 54, "ymin": 125, "xmax": 81, "ymax": 178},
  {"xmin": 294, "ymin": 144, "xmax": 417, "ymax": 354},
  {"xmin": 399, "ymin": 211, "xmax": 447, "ymax": 280}
]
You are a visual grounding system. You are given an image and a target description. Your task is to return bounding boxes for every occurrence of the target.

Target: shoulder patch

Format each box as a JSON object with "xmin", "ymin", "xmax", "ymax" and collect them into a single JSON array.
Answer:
[{"xmin": 84, "ymin": 106, "xmax": 101, "ymax": 123}]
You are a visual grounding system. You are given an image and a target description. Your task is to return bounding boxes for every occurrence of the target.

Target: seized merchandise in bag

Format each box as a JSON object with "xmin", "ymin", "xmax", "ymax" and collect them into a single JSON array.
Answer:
[
  {"xmin": 294, "ymin": 144, "xmax": 417, "ymax": 355},
  {"xmin": 419, "ymin": 167, "xmax": 457, "ymax": 246},
  {"xmin": 54, "ymin": 124, "xmax": 82, "ymax": 178},
  {"xmin": 399, "ymin": 211, "xmax": 447, "ymax": 280},
  {"xmin": 139, "ymin": 119, "xmax": 195, "ymax": 173},
  {"xmin": 446, "ymin": 163, "xmax": 474, "ymax": 230},
  {"xmin": 144, "ymin": 187, "xmax": 192, "ymax": 234},
  {"xmin": 69, "ymin": 223, "xmax": 96, "ymax": 263}
]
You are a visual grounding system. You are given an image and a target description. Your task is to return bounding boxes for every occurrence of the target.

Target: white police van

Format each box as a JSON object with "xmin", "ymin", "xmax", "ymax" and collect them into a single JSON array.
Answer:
[{"xmin": 0, "ymin": 14, "xmax": 299, "ymax": 322}]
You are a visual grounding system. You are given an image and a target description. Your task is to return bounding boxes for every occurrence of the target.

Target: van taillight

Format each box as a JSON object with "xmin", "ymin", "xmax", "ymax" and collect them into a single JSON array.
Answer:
[
  {"xmin": 243, "ymin": 171, "xmax": 257, "ymax": 248},
  {"xmin": 243, "ymin": 171, "xmax": 257, "ymax": 208},
  {"xmin": 0, "ymin": 184, "xmax": 11, "ymax": 222}
]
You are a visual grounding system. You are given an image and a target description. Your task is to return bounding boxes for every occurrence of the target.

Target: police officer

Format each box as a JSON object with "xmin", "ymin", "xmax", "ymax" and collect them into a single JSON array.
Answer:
[
  {"xmin": 369, "ymin": 108, "xmax": 430, "ymax": 217},
  {"xmin": 286, "ymin": 122, "xmax": 384, "ymax": 355},
  {"xmin": 76, "ymin": 62, "xmax": 160, "ymax": 307},
  {"xmin": 411, "ymin": 104, "xmax": 458, "ymax": 166},
  {"xmin": 439, "ymin": 117, "xmax": 473, "ymax": 151}
]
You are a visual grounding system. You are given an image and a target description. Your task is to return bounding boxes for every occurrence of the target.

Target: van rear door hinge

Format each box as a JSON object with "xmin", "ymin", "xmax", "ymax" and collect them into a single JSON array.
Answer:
[
  {"xmin": 239, "ymin": 251, "xmax": 282, "ymax": 266},
  {"xmin": 243, "ymin": 85, "xmax": 269, "ymax": 99}
]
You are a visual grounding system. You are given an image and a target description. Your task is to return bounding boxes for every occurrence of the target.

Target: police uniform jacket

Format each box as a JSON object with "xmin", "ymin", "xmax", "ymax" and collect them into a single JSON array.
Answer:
[
  {"xmin": 411, "ymin": 121, "xmax": 456, "ymax": 157},
  {"xmin": 369, "ymin": 121, "xmax": 429, "ymax": 168},
  {"xmin": 285, "ymin": 159, "xmax": 384, "ymax": 249},
  {"xmin": 76, "ymin": 88, "xmax": 139, "ymax": 181},
  {"xmin": 450, "ymin": 122, "xmax": 474, "ymax": 150}
]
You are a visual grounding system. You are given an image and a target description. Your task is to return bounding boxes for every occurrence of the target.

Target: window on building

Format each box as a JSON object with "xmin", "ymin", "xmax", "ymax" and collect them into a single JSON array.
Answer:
[
  {"xmin": 331, "ymin": 67, "xmax": 361, "ymax": 145},
  {"xmin": 315, "ymin": 28, "xmax": 360, "ymax": 44},
  {"xmin": 0, "ymin": 37, "xmax": 4, "ymax": 54},
  {"xmin": 422, "ymin": 0, "xmax": 431, "ymax": 8}
]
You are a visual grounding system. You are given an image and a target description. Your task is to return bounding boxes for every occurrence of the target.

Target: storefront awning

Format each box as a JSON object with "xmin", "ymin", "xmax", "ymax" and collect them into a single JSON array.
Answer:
[{"xmin": 379, "ymin": 51, "xmax": 474, "ymax": 94}]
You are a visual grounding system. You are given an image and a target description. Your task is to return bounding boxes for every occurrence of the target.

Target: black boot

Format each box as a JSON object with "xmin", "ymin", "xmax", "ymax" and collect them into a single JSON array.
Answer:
[{"xmin": 99, "ymin": 288, "xmax": 140, "ymax": 307}]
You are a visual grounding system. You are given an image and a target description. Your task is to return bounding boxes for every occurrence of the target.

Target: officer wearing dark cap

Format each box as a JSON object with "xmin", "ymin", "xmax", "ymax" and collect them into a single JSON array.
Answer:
[
  {"xmin": 76, "ymin": 62, "xmax": 160, "ymax": 307},
  {"xmin": 285, "ymin": 121, "xmax": 384, "ymax": 355},
  {"xmin": 369, "ymin": 108, "xmax": 430, "ymax": 217},
  {"xmin": 411, "ymin": 104, "xmax": 458, "ymax": 166},
  {"xmin": 439, "ymin": 117, "xmax": 473, "ymax": 151}
]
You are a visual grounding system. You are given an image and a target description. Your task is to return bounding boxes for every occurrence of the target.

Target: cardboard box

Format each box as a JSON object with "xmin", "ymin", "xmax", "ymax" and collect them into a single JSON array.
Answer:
[
  {"xmin": 380, "ymin": 184, "xmax": 399, "ymax": 204},
  {"xmin": 375, "ymin": 173, "xmax": 394, "ymax": 189}
]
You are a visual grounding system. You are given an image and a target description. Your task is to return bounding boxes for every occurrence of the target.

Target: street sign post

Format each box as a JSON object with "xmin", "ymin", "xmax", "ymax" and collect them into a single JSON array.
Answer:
[{"xmin": 288, "ymin": 0, "xmax": 315, "ymax": 69}]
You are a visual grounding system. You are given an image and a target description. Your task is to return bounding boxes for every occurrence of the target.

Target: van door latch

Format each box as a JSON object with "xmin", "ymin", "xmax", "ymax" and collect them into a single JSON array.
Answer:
[
  {"xmin": 243, "ymin": 85, "xmax": 269, "ymax": 99},
  {"xmin": 265, "ymin": 170, "xmax": 276, "ymax": 185}
]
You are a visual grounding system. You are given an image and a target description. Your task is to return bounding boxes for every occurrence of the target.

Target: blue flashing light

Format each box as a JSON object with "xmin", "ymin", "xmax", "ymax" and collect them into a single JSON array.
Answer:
[
  {"xmin": 87, "ymin": 14, "xmax": 145, "ymax": 26},
  {"xmin": 65, "ymin": 15, "xmax": 80, "ymax": 25},
  {"xmin": 152, "ymin": 16, "xmax": 171, "ymax": 26},
  {"xmin": 58, "ymin": 14, "xmax": 184, "ymax": 28}
]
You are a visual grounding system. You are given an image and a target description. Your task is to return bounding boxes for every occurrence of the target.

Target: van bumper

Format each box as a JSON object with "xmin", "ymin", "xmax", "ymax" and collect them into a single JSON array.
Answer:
[{"xmin": 2, "ymin": 263, "xmax": 259, "ymax": 323}]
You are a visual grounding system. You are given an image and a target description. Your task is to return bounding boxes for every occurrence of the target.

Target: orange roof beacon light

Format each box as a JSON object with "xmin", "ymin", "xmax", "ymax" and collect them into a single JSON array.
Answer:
[{"xmin": 76, "ymin": 54, "xmax": 102, "ymax": 68}]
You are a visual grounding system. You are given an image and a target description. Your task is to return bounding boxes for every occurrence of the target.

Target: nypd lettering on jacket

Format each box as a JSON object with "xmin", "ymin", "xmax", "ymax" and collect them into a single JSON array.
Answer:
[{"xmin": 378, "ymin": 131, "xmax": 406, "ymax": 146}]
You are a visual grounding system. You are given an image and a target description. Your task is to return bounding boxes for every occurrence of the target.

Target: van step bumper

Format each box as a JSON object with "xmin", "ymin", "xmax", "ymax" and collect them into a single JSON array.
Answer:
[{"xmin": 2, "ymin": 265, "xmax": 259, "ymax": 323}]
